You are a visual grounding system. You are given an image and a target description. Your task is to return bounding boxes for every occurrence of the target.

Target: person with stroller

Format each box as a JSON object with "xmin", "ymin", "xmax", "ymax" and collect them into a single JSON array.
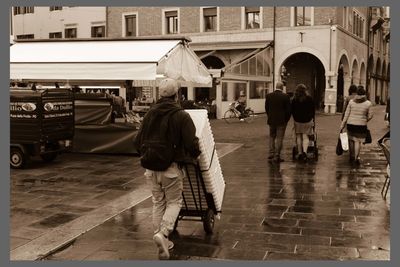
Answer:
[
  {"xmin": 340, "ymin": 85, "xmax": 373, "ymax": 165},
  {"xmin": 291, "ymin": 84, "xmax": 315, "ymax": 162}
]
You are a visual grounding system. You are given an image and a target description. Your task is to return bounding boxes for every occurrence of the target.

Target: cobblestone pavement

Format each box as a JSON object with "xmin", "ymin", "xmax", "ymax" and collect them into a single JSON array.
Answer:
[{"xmin": 11, "ymin": 105, "xmax": 390, "ymax": 261}]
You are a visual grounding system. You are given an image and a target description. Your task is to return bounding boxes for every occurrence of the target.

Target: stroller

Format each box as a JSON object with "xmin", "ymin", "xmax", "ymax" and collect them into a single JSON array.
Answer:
[{"xmin": 292, "ymin": 118, "xmax": 319, "ymax": 161}]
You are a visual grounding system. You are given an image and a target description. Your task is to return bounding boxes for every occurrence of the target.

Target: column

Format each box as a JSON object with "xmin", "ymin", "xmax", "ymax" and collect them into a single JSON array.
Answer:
[
  {"xmin": 187, "ymin": 86, "xmax": 194, "ymax": 100},
  {"xmin": 215, "ymin": 83, "xmax": 223, "ymax": 119},
  {"xmin": 119, "ymin": 86, "xmax": 126, "ymax": 100},
  {"xmin": 324, "ymin": 75, "xmax": 337, "ymax": 114},
  {"xmin": 343, "ymin": 76, "xmax": 352, "ymax": 97},
  {"xmin": 227, "ymin": 82, "xmax": 235, "ymax": 102}
]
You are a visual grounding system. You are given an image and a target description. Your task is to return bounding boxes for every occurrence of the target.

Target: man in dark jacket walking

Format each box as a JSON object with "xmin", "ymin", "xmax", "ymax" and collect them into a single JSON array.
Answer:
[
  {"xmin": 265, "ymin": 82, "xmax": 291, "ymax": 163},
  {"xmin": 133, "ymin": 78, "xmax": 201, "ymax": 260}
]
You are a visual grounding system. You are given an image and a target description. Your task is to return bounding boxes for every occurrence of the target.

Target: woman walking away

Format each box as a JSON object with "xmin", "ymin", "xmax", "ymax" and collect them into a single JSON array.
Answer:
[
  {"xmin": 342, "ymin": 84, "xmax": 358, "ymax": 120},
  {"xmin": 340, "ymin": 86, "xmax": 373, "ymax": 165},
  {"xmin": 291, "ymin": 84, "xmax": 315, "ymax": 162}
]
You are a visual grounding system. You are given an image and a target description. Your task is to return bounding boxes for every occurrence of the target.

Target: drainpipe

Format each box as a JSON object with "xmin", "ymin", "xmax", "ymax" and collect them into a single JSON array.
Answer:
[
  {"xmin": 272, "ymin": 6, "xmax": 276, "ymax": 90},
  {"xmin": 366, "ymin": 7, "xmax": 371, "ymax": 96},
  {"xmin": 329, "ymin": 19, "xmax": 332, "ymax": 74}
]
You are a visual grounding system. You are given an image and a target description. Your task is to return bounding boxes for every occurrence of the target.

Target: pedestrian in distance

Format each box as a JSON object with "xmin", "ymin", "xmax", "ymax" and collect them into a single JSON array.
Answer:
[
  {"xmin": 235, "ymin": 90, "xmax": 247, "ymax": 119},
  {"xmin": 265, "ymin": 81, "xmax": 291, "ymax": 163},
  {"xmin": 291, "ymin": 84, "xmax": 315, "ymax": 162},
  {"xmin": 342, "ymin": 84, "xmax": 358, "ymax": 120},
  {"xmin": 133, "ymin": 78, "xmax": 201, "ymax": 260},
  {"xmin": 340, "ymin": 85, "xmax": 373, "ymax": 165},
  {"xmin": 378, "ymin": 96, "xmax": 390, "ymax": 144}
]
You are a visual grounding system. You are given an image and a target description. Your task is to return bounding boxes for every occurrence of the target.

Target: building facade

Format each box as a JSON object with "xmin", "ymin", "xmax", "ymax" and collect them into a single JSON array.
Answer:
[
  {"xmin": 11, "ymin": 6, "xmax": 107, "ymax": 40},
  {"xmin": 11, "ymin": 6, "xmax": 389, "ymax": 118},
  {"xmin": 107, "ymin": 6, "xmax": 390, "ymax": 118}
]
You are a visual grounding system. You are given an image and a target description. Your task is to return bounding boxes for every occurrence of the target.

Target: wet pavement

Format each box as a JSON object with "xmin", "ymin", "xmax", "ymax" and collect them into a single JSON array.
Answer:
[{"xmin": 10, "ymin": 105, "xmax": 390, "ymax": 261}]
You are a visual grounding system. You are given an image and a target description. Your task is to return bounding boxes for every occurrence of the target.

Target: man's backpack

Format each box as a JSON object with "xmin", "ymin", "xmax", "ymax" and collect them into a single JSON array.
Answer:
[{"xmin": 139, "ymin": 108, "xmax": 182, "ymax": 171}]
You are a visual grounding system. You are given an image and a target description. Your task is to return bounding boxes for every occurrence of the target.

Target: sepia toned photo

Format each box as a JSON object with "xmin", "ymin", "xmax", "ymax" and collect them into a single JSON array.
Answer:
[{"xmin": 9, "ymin": 5, "xmax": 390, "ymax": 261}]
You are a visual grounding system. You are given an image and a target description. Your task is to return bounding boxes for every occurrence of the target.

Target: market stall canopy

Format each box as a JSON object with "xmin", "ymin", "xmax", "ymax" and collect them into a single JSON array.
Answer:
[{"xmin": 10, "ymin": 38, "xmax": 212, "ymax": 87}]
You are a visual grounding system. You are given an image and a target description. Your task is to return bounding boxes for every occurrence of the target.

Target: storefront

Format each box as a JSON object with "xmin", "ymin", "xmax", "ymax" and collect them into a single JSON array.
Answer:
[{"xmin": 212, "ymin": 45, "xmax": 273, "ymax": 119}]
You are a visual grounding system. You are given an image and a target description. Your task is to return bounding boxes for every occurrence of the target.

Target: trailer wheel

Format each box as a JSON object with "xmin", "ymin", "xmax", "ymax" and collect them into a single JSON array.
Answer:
[
  {"xmin": 203, "ymin": 208, "xmax": 215, "ymax": 234},
  {"xmin": 40, "ymin": 152, "xmax": 57, "ymax": 162},
  {"xmin": 10, "ymin": 147, "xmax": 27, "ymax": 169}
]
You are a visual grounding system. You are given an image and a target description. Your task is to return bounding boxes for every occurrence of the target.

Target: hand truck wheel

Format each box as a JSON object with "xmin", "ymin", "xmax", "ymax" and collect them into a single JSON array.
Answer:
[
  {"xmin": 173, "ymin": 219, "xmax": 179, "ymax": 232},
  {"xmin": 314, "ymin": 147, "xmax": 319, "ymax": 161},
  {"xmin": 292, "ymin": 146, "xmax": 298, "ymax": 160},
  {"xmin": 203, "ymin": 208, "xmax": 215, "ymax": 234}
]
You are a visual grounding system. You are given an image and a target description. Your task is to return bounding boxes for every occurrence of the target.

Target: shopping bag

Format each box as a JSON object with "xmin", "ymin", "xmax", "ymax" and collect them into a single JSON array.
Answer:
[
  {"xmin": 336, "ymin": 137, "xmax": 343, "ymax": 155},
  {"xmin": 364, "ymin": 129, "xmax": 372, "ymax": 144},
  {"xmin": 339, "ymin": 132, "xmax": 349, "ymax": 151}
]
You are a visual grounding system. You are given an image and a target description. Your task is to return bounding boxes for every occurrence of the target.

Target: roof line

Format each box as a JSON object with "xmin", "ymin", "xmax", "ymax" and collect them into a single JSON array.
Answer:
[{"xmin": 13, "ymin": 36, "xmax": 192, "ymax": 43}]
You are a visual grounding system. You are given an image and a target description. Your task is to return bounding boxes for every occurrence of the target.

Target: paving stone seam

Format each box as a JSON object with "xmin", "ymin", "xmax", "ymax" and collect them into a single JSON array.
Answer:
[
  {"xmin": 11, "ymin": 143, "xmax": 242, "ymax": 261},
  {"xmin": 10, "ymin": 186, "xmax": 152, "ymax": 261}
]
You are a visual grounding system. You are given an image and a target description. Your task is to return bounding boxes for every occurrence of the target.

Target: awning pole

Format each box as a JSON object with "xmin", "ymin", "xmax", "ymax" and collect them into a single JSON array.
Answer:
[{"xmin": 273, "ymin": 6, "xmax": 276, "ymax": 90}]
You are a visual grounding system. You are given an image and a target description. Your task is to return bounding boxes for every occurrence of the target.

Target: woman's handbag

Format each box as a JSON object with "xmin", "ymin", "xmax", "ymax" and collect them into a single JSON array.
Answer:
[
  {"xmin": 364, "ymin": 129, "xmax": 372, "ymax": 144},
  {"xmin": 339, "ymin": 132, "xmax": 349, "ymax": 151},
  {"xmin": 336, "ymin": 137, "xmax": 343, "ymax": 155}
]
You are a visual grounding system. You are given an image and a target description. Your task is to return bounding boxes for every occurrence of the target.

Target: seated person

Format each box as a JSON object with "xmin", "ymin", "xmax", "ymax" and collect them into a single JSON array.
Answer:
[{"xmin": 235, "ymin": 91, "xmax": 247, "ymax": 117}]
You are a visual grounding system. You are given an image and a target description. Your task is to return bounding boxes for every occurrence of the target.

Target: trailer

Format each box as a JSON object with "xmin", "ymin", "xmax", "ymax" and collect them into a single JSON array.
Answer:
[{"xmin": 10, "ymin": 88, "xmax": 74, "ymax": 168}]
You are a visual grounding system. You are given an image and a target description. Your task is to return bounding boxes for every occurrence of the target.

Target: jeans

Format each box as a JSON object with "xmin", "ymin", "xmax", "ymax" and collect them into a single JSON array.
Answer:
[
  {"xmin": 145, "ymin": 163, "xmax": 184, "ymax": 237},
  {"xmin": 269, "ymin": 124, "xmax": 287, "ymax": 159}
]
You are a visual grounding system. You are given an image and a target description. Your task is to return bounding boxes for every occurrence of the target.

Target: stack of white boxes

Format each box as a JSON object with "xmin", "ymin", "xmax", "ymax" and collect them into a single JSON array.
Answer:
[{"xmin": 186, "ymin": 109, "xmax": 225, "ymax": 212}]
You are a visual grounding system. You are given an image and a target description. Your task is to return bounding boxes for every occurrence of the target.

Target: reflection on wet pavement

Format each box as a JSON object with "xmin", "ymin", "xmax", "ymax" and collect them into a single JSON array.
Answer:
[
  {"xmin": 14, "ymin": 106, "xmax": 390, "ymax": 261},
  {"xmin": 10, "ymin": 153, "xmax": 146, "ymax": 250},
  {"xmin": 46, "ymin": 140, "xmax": 390, "ymax": 261}
]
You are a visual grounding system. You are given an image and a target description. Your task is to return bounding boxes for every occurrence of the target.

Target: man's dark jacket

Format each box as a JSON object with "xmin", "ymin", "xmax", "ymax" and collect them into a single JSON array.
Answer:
[
  {"xmin": 265, "ymin": 89, "xmax": 291, "ymax": 126},
  {"xmin": 133, "ymin": 97, "xmax": 201, "ymax": 165}
]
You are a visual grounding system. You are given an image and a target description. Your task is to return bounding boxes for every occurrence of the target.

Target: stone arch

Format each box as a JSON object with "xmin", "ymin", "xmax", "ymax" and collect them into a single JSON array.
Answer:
[
  {"xmin": 374, "ymin": 58, "xmax": 382, "ymax": 103},
  {"xmin": 381, "ymin": 61, "xmax": 387, "ymax": 103},
  {"xmin": 367, "ymin": 55, "xmax": 374, "ymax": 73},
  {"xmin": 276, "ymin": 46, "xmax": 329, "ymax": 84},
  {"xmin": 336, "ymin": 53, "xmax": 351, "ymax": 112},
  {"xmin": 336, "ymin": 49, "xmax": 351, "ymax": 74},
  {"xmin": 351, "ymin": 57, "xmax": 359, "ymax": 85},
  {"xmin": 382, "ymin": 60, "xmax": 386, "ymax": 78},
  {"xmin": 376, "ymin": 58, "xmax": 381, "ymax": 76},
  {"xmin": 359, "ymin": 61, "xmax": 366, "ymax": 87},
  {"xmin": 387, "ymin": 63, "xmax": 390, "ymax": 81},
  {"xmin": 366, "ymin": 55, "xmax": 375, "ymax": 101},
  {"xmin": 279, "ymin": 52, "xmax": 326, "ymax": 109},
  {"xmin": 201, "ymin": 55, "xmax": 226, "ymax": 69}
]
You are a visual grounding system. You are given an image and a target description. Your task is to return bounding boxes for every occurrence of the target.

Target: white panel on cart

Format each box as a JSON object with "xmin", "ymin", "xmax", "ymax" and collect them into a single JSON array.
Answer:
[{"xmin": 185, "ymin": 109, "xmax": 225, "ymax": 211}]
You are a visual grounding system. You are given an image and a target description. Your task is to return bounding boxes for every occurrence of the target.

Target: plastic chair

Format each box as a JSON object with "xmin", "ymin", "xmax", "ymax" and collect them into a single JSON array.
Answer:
[{"xmin": 379, "ymin": 138, "xmax": 390, "ymax": 199}]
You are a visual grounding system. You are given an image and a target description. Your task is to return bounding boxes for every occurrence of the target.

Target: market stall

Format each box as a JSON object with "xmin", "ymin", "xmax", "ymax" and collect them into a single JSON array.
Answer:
[
  {"xmin": 10, "ymin": 38, "xmax": 212, "ymax": 154},
  {"xmin": 10, "ymin": 37, "xmax": 212, "ymax": 87}
]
